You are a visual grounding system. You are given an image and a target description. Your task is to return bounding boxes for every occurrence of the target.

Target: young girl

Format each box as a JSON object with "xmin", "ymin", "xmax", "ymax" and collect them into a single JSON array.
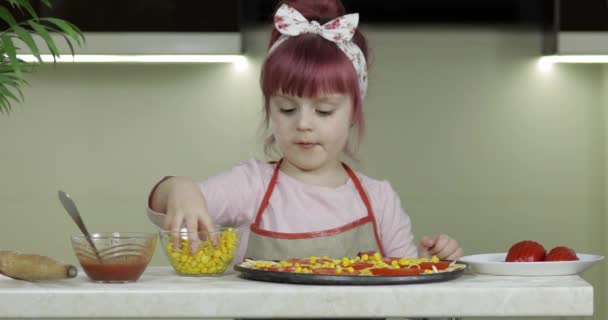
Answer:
[{"xmin": 147, "ymin": 0, "xmax": 463, "ymax": 262}]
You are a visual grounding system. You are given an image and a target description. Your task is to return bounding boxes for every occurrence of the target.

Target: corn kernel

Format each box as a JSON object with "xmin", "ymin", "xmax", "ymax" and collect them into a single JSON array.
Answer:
[
  {"xmin": 165, "ymin": 228, "xmax": 239, "ymax": 275},
  {"xmin": 341, "ymin": 257, "xmax": 350, "ymax": 267}
]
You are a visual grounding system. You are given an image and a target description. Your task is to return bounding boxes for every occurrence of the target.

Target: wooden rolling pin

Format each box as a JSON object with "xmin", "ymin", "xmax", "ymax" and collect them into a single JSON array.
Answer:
[{"xmin": 0, "ymin": 250, "xmax": 77, "ymax": 281}]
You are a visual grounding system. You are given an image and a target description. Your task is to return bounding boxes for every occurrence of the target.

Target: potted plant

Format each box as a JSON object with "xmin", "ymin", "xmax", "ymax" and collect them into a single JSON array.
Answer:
[{"xmin": 0, "ymin": 0, "xmax": 83, "ymax": 114}]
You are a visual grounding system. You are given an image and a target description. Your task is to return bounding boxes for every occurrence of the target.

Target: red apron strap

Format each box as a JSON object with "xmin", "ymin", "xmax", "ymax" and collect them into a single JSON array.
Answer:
[
  {"xmin": 342, "ymin": 163, "xmax": 386, "ymax": 256},
  {"xmin": 252, "ymin": 159, "xmax": 282, "ymax": 227},
  {"xmin": 250, "ymin": 159, "xmax": 386, "ymax": 257}
]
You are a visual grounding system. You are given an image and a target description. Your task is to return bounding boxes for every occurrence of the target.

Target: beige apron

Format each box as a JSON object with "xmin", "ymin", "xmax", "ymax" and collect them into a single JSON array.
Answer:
[{"xmin": 245, "ymin": 159, "xmax": 385, "ymax": 260}]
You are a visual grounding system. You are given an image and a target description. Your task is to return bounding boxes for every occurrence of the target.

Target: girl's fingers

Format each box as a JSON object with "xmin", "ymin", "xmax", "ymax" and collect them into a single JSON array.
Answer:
[
  {"xmin": 419, "ymin": 236, "xmax": 435, "ymax": 249},
  {"xmin": 418, "ymin": 246, "xmax": 431, "ymax": 259},
  {"xmin": 436, "ymin": 238, "xmax": 460, "ymax": 259},
  {"xmin": 428, "ymin": 234, "xmax": 449, "ymax": 255},
  {"xmin": 186, "ymin": 218, "xmax": 200, "ymax": 253},
  {"xmin": 169, "ymin": 212, "xmax": 184, "ymax": 250},
  {"xmin": 446, "ymin": 248, "xmax": 464, "ymax": 261},
  {"xmin": 418, "ymin": 236, "xmax": 435, "ymax": 258},
  {"xmin": 199, "ymin": 215, "xmax": 218, "ymax": 246}
]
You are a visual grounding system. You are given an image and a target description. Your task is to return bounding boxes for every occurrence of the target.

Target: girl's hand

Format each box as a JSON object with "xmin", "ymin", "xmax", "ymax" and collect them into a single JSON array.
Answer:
[
  {"xmin": 151, "ymin": 176, "xmax": 216, "ymax": 253},
  {"xmin": 418, "ymin": 234, "xmax": 463, "ymax": 260}
]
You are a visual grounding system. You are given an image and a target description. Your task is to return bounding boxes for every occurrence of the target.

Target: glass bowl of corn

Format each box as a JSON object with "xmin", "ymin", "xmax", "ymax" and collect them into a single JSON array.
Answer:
[{"xmin": 158, "ymin": 227, "xmax": 240, "ymax": 276}]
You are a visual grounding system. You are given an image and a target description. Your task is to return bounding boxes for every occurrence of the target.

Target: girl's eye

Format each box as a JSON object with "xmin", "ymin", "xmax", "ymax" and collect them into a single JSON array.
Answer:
[
  {"xmin": 279, "ymin": 108, "xmax": 296, "ymax": 114},
  {"xmin": 316, "ymin": 110, "xmax": 333, "ymax": 116}
]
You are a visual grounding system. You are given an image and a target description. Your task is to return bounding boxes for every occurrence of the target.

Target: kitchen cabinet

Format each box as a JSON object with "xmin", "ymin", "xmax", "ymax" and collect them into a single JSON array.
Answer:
[
  {"xmin": 243, "ymin": 0, "xmax": 545, "ymax": 25},
  {"xmin": 10, "ymin": 0, "xmax": 240, "ymax": 32},
  {"xmin": 6, "ymin": 0, "xmax": 243, "ymax": 56},
  {"xmin": 559, "ymin": 0, "xmax": 608, "ymax": 31},
  {"xmin": 544, "ymin": 0, "xmax": 608, "ymax": 55}
]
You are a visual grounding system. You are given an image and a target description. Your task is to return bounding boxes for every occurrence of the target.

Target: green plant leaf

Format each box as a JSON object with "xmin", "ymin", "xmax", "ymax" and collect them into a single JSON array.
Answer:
[
  {"xmin": 12, "ymin": 25, "xmax": 41, "ymax": 62},
  {"xmin": 0, "ymin": 34, "xmax": 22, "ymax": 78},
  {"xmin": 7, "ymin": 0, "xmax": 38, "ymax": 20},
  {"xmin": 0, "ymin": 83, "xmax": 15, "ymax": 114},
  {"xmin": 41, "ymin": 17, "xmax": 84, "ymax": 46},
  {"xmin": 0, "ymin": 6, "xmax": 18, "ymax": 28},
  {"xmin": 0, "ymin": 97, "xmax": 10, "ymax": 114},
  {"xmin": 0, "ymin": 73, "xmax": 25, "ymax": 101},
  {"xmin": 56, "ymin": 31, "xmax": 75, "ymax": 57},
  {"xmin": 0, "ymin": 1, "xmax": 83, "ymax": 115},
  {"xmin": 0, "ymin": 81, "xmax": 20, "ymax": 103},
  {"xmin": 39, "ymin": 0, "xmax": 52, "ymax": 8},
  {"xmin": 43, "ymin": 24, "xmax": 81, "ymax": 57},
  {"xmin": 28, "ymin": 21, "xmax": 59, "ymax": 57}
]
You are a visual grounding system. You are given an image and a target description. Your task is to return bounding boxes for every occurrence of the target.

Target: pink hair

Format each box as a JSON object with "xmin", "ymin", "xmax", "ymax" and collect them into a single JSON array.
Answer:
[{"xmin": 260, "ymin": 0, "xmax": 370, "ymax": 158}]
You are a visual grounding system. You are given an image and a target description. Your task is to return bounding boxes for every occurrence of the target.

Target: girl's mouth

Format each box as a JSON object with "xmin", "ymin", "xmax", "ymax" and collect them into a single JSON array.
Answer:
[{"xmin": 297, "ymin": 142, "xmax": 318, "ymax": 149}]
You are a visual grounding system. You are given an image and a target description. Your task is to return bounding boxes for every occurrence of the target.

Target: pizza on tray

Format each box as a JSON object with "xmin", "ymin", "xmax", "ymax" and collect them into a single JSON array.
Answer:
[{"xmin": 236, "ymin": 251, "xmax": 467, "ymax": 276}]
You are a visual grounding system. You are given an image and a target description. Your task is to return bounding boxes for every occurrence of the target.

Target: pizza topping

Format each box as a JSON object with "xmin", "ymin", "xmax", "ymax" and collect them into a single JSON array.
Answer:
[{"xmin": 239, "ymin": 251, "xmax": 466, "ymax": 276}]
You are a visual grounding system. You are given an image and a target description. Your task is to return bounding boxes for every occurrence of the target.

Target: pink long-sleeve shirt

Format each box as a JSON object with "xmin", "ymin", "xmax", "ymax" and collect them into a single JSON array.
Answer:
[{"xmin": 147, "ymin": 158, "xmax": 418, "ymax": 262}]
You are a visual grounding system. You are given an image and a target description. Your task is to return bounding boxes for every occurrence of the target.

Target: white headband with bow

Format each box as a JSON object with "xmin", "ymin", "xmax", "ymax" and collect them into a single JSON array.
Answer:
[{"xmin": 268, "ymin": 4, "xmax": 368, "ymax": 99}]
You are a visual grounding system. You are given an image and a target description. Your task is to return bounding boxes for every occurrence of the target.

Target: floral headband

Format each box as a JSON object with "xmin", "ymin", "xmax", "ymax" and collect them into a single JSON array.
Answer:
[{"xmin": 269, "ymin": 4, "xmax": 368, "ymax": 99}]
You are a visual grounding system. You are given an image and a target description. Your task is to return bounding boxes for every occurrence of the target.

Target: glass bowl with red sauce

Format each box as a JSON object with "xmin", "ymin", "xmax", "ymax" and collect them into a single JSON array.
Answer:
[{"xmin": 71, "ymin": 232, "xmax": 157, "ymax": 283}]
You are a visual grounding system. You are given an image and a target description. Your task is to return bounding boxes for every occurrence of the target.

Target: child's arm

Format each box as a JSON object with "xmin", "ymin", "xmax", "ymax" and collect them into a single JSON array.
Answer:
[
  {"xmin": 147, "ymin": 159, "xmax": 267, "ymax": 252},
  {"xmin": 375, "ymin": 181, "xmax": 463, "ymax": 260},
  {"xmin": 150, "ymin": 176, "xmax": 216, "ymax": 251}
]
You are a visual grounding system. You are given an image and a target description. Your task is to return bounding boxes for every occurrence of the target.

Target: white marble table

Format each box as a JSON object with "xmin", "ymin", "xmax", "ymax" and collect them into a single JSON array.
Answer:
[{"xmin": 0, "ymin": 266, "xmax": 593, "ymax": 318}]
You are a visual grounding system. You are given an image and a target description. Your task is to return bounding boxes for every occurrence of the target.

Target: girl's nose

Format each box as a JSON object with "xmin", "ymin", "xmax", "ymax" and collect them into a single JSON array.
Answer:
[{"xmin": 296, "ymin": 109, "xmax": 313, "ymax": 131}]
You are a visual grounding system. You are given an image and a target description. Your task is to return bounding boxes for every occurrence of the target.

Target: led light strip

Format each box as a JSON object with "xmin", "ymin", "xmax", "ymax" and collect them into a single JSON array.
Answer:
[
  {"xmin": 16, "ymin": 54, "xmax": 247, "ymax": 64},
  {"xmin": 539, "ymin": 55, "xmax": 608, "ymax": 64}
]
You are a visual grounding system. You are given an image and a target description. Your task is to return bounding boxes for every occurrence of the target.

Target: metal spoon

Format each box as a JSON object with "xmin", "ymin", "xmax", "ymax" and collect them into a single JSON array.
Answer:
[{"xmin": 58, "ymin": 190, "xmax": 104, "ymax": 263}]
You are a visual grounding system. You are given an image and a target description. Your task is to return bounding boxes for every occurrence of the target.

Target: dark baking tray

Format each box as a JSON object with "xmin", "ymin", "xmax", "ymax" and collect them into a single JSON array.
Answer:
[{"xmin": 233, "ymin": 262, "xmax": 468, "ymax": 285}]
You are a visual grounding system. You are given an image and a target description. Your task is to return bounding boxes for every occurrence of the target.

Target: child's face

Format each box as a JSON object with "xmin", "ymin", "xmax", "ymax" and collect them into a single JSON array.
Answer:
[{"xmin": 269, "ymin": 93, "xmax": 353, "ymax": 171}]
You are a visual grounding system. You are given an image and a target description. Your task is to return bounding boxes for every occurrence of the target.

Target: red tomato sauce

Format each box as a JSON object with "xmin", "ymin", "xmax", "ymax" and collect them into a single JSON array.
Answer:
[{"xmin": 79, "ymin": 256, "xmax": 149, "ymax": 282}]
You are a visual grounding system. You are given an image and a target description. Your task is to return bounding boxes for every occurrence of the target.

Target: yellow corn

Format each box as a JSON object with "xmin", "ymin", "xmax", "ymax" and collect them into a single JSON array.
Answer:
[
  {"xmin": 166, "ymin": 228, "xmax": 239, "ymax": 275},
  {"xmin": 341, "ymin": 257, "xmax": 350, "ymax": 267},
  {"xmin": 372, "ymin": 252, "xmax": 382, "ymax": 261}
]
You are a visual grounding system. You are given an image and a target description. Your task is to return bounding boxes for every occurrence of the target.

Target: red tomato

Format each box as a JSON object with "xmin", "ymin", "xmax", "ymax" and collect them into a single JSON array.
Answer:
[
  {"xmin": 505, "ymin": 240, "xmax": 546, "ymax": 262},
  {"xmin": 545, "ymin": 246, "xmax": 578, "ymax": 261},
  {"xmin": 311, "ymin": 268, "xmax": 337, "ymax": 275},
  {"xmin": 285, "ymin": 258, "xmax": 310, "ymax": 265},
  {"xmin": 370, "ymin": 268, "xmax": 423, "ymax": 276},
  {"xmin": 418, "ymin": 261, "xmax": 450, "ymax": 270},
  {"xmin": 382, "ymin": 258, "xmax": 400, "ymax": 264},
  {"xmin": 350, "ymin": 262, "xmax": 374, "ymax": 270}
]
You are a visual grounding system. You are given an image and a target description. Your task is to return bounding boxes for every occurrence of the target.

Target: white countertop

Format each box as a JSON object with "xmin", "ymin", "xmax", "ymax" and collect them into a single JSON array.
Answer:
[{"xmin": 0, "ymin": 266, "xmax": 593, "ymax": 318}]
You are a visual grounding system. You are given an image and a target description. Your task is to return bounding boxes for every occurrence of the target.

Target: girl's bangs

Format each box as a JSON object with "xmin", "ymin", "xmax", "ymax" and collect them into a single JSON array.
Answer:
[{"xmin": 261, "ymin": 38, "xmax": 359, "ymax": 99}]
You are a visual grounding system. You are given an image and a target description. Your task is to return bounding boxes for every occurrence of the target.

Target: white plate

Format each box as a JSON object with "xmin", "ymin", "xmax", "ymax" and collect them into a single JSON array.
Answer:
[{"xmin": 460, "ymin": 253, "xmax": 604, "ymax": 276}]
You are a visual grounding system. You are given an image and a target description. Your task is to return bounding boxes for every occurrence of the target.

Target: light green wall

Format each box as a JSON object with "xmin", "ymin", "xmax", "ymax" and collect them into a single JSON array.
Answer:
[{"xmin": 0, "ymin": 26, "xmax": 606, "ymax": 319}]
